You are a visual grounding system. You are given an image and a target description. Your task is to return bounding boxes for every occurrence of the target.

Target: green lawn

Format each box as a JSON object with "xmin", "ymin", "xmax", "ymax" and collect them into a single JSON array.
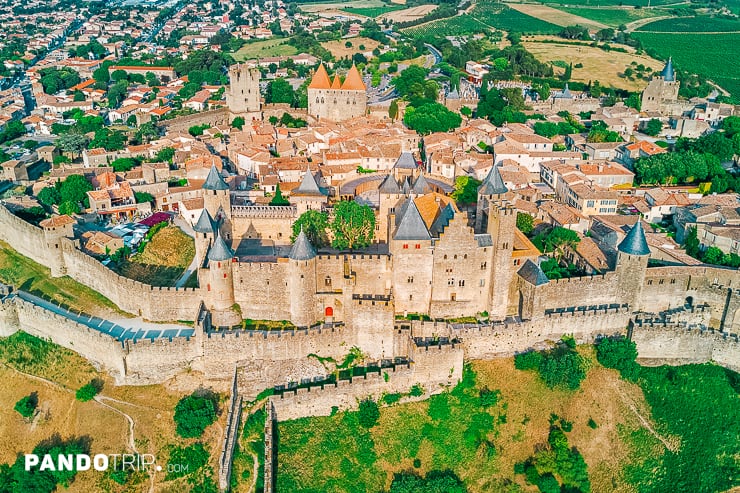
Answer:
[
  {"xmin": 541, "ymin": 0, "xmax": 679, "ymax": 6},
  {"xmin": 636, "ymin": 15, "xmax": 740, "ymax": 32},
  {"xmin": 113, "ymin": 226, "xmax": 194, "ymax": 287},
  {"xmin": 343, "ymin": 5, "xmax": 403, "ymax": 17},
  {"xmin": 233, "ymin": 38, "xmax": 299, "ymax": 61},
  {"xmin": 0, "ymin": 240, "xmax": 126, "ymax": 317},
  {"xmin": 632, "ymin": 31, "xmax": 740, "ymax": 96},
  {"xmin": 559, "ymin": 6, "xmax": 666, "ymax": 26}
]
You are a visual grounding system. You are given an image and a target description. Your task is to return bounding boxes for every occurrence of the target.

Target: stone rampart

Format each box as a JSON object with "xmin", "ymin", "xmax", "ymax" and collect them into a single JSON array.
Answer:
[{"xmin": 159, "ymin": 108, "xmax": 230, "ymax": 133}]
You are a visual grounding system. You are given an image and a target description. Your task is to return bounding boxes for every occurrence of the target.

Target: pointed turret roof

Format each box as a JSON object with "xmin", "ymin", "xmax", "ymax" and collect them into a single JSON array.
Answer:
[
  {"xmin": 193, "ymin": 208, "xmax": 216, "ymax": 234},
  {"xmin": 393, "ymin": 152, "xmax": 418, "ymax": 170},
  {"xmin": 394, "ymin": 199, "xmax": 431, "ymax": 241},
  {"xmin": 378, "ymin": 173, "xmax": 401, "ymax": 194},
  {"xmin": 341, "ymin": 64, "xmax": 366, "ymax": 91},
  {"xmin": 292, "ymin": 166, "xmax": 326, "ymax": 196},
  {"xmin": 289, "ymin": 227, "xmax": 317, "ymax": 261},
  {"xmin": 518, "ymin": 259, "xmax": 550, "ymax": 286},
  {"xmin": 661, "ymin": 57, "xmax": 675, "ymax": 82},
  {"xmin": 331, "ymin": 75, "xmax": 342, "ymax": 89},
  {"xmin": 203, "ymin": 165, "xmax": 229, "ymax": 191},
  {"xmin": 208, "ymin": 233, "xmax": 234, "ymax": 261},
  {"xmin": 618, "ymin": 221, "xmax": 650, "ymax": 256},
  {"xmin": 308, "ymin": 64, "xmax": 331, "ymax": 89},
  {"xmin": 411, "ymin": 174, "xmax": 431, "ymax": 194},
  {"xmin": 478, "ymin": 165, "xmax": 508, "ymax": 195},
  {"xmin": 402, "ymin": 177, "xmax": 411, "ymax": 195}
]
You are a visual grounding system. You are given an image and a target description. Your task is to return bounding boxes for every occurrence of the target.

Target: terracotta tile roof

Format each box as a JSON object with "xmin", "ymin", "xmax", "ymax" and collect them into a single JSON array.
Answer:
[
  {"xmin": 308, "ymin": 64, "xmax": 331, "ymax": 89},
  {"xmin": 341, "ymin": 64, "xmax": 366, "ymax": 91},
  {"xmin": 39, "ymin": 215, "xmax": 75, "ymax": 228},
  {"xmin": 414, "ymin": 193, "xmax": 455, "ymax": 229}
]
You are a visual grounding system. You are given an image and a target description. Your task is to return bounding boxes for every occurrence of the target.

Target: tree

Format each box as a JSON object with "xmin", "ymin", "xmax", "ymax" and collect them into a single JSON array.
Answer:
[
  {"xmin": 516, "ymin": 213, "xmax": 534, "ymax": 235},
  {"xmin": 75, "ymin": 379, "xmax": 102, "ymax": 402},
  {"xmin": 403, "ymin": 103, "xmax": 462, "ymax": 134},
  {"xmin": 357, "ymin": 399, "xmax": 380, "ymax": 428},
  {"xmin": 111, "ymin": 157, "xmax": 137, "ymax": 172},
  {"xmin": 450, "ymin": 176, "xmax": 481, "ymax": 205},
  {"xmin": 111, "ymin": 69, "xmax": 128, "ymax": 82},
  {"xmin": 644, "ymin": 118, "xmax": 663, "ymax": 137},
  {"xmin": 460, "ymin": 106, "xmax": 472, "ymax": 117},
  {"xmin": 543, "ymin": 227, "xmax": 580, "ymax": 261},
  {"xmin": 14, "ymin": 392, "xmax": 38, "ymax": 418},
  {"xmin": 266, "ymin": 78, "xmax": 295, "ymax": 105},
  {"xmin": 388, "ymin": 99, "xmax": 399, "ymax": 122},
  {"xmin": 135, "ymin": 191, "xmax": 154, "ymax": 204},
  {"xmin": 292, "ymin": 210, "xmax": 330, "ymax": 247},
  {"xmin": 155, "ymin": 146, "xmax": 175, "ymax": 163},
  {"xmin": 269, "ymin": 183, "xmax": 290, "ymax": 206},
  {"xmin": 37, "ymin": 187, "xmax": 61, "ymax": 207},
  {"xmin": 174, "ymin": 390, "xmax": 218, "ymax": 438},
  {"xmin": 56, "ymin": 133, "xmax": 90, "ymax": 159},
  {"xmin": 136, "ymin": 122, "xmax": 159, "ymax": 143},
  {"xmin": 330, "ymin": 200, "xmax": 376, "ymax": 250},
  {"xmin": 59, "ymin": 174, "xmax": 93, "ymax": 206},
  {"xmin": 684, "ymin": 226, "xmax": 700, "ymax": 258},
  {"xmin": 231, "ymin": 116, "xmax": 245, "ymax": 130},
  {"xmin": 722, "ymin": 115, "xmax": 740, "ymax": 136},
  {"xmin": 73, "ymin": 90, "xmax": 86, "ymax": 102},
  {"xmin": 596, "ymin": 336, "xmax": 639, "ymax": 381},
  {"xmin": 59, "ymin": 201, "xmax": 80, "ymax": 215}
]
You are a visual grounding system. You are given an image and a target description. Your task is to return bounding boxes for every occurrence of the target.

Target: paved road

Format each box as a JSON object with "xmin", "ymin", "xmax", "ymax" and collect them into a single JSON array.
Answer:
[{"xmin": 11, "ymin": 291, "xmax": 195, "ymax": 341}]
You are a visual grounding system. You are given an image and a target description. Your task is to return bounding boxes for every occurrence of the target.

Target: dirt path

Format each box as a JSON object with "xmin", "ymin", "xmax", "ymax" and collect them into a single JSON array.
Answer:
[
  {"xmin": 613, "ymin": 382, "xmax": 678, "ymax": 453},
  {"xmin": 624, "ymin": 15, "xmax": 674, "ymax": 32}
]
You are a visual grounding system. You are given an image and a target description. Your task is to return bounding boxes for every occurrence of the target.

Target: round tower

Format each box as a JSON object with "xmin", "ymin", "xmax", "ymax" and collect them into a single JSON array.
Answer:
[
  {"xmin": 616, "ymin": 220, "xmax": 650, "ymax": 310},
  {"xmin": 206, "ymin": 233, "xmax": 236, "ymax": 314},
  {"xmin": 202, "ymin": 165, "xmax": 231, "ymax": 222},
  {"xmin": 192, "ymin": 209, "xmax": 216, "ymax": 265},
  {"xmin": 287, "ymin": 228, "xmax": 318, "ymax": 327},
  {"xmin": 39, "ymin": 215, "xmax": 75, "ymax": 277}
]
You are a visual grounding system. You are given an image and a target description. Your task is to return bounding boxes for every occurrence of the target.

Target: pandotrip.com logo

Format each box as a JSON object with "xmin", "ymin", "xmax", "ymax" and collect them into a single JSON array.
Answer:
[{"xmin": 24, "ymin": 453, "xmax": 189, "ymax": 474}]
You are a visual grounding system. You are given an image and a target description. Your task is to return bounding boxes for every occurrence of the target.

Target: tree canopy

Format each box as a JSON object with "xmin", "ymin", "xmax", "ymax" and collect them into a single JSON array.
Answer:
[
  {"xmin": 403, "ymin": 103, "xmax": 462, "ymax": 134},
  {"xmin": 174, "ymin": 390, "xmax": 218, "ymax": 438},
  {"xmin": 330, "ymin": 200, "xmax": 376, "ymax": 250},
  {"xmin": 292, "ymin": 210, "xmax": 330, "ymax": 248}
]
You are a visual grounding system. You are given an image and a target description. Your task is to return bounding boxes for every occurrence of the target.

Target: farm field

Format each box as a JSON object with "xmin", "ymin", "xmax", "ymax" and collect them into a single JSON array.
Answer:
[
  {"xmin": 636, "ymin": 15, "xmax": 740, "ymax": 32},
  {"xmin": 506, "ymin": 3, "xmax": 608, "ymax": 29},
  {"xmin": 321, "ymin": 36, "xmax": 381, "ymax": 58},
  {"xmin": 402, "ymin": 14, "xmax": 493, "ymax": 40},
  {"xmin": 298, "ymin": 0, "xmax": 386, "ymax": 12},
  {"xmin": 234, "ymin": 38, "xmax": 298, "ymax": 61},
  {"xmin": 523, "ymin": 38, "xmax": 663, "ymax": 91},
  {"xmin": 632, "ymin": 31, "xmax": 740, "ymax": 96},
  {"xmin": 473, "ymin": 4, "xmax": 563, "ymax": 34},
  {"xmin": 344, "ymin": 4, "xmax": 404, "ymax": 17},
  {"xmin": 378, "ymin": 4, "xmax": 437, "ymax": 22},
  {"xmin": 538, "ymin": 0, "xmax": 680, "ymax": 6},
  {"xmin": 559, "ymin": 6, "xmax": 666, "ymax": 27}
]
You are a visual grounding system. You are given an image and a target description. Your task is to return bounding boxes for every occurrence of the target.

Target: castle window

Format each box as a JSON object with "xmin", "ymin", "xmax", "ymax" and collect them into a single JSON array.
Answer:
[
  {"xmin": 480, "ymin": 279, "xmax": 485, "ymax": 287},
  {"xmin": 409, "ymin": 294, "xmax": 413, "ymax": 301},
  {"xmin": 207, "ymin": 284, "xmax": 211, "ymax": 291},
  {"xmin": 218, "ymin": 262, "xmax": 221, "ymax": 268},
  {"xmin": 454, "ymin": 255, "xmax": 458, "ymax": 259},
  {"xmin": 448, "ymin": 279, "xmax": 454, "ymax": 286},
  {"xmin": 659, "ymin": 279, "xmax": 664, "ymax": 285},
  {"xmin": 458, "ymin": 280, "xmax": 465, "ymax": 287},
  {"xmin": 464, "ymin": 254, "xmax": 467, "ymax": 259},
  {"xmin": 224, "ymin": 273, "xmax": 227, "ymax": 279},
  {"xmin": 408, "ymin": 276, "xmax": 414, "ymax": 283},
  {"xmin": 444, "ymin": 254, "xmax": 447, "ymax": 259},
  {"xmin": 325, "ymin": 276, "xmax": 332, "ymax": 286},
  {"xmin": 450, "ymin": 293, "xmax": 456, "ymax": 301},
  {"xmin": 446, "ymin": 268, "xmax": 452, "ymax": 273},
  {"xmin": 671, "ymin": 279, "xmax": 676, "ymax": 284},
  {"xmin": 415, "ymin": 244, "xmax": 421, "ymax": 249},
  {"xmin": 481, "ymin": 262, "xmax": 487, "ymax": 269},
  {"xmin": 647, "ymin": 280, "xmax": 653, "ymax": 286},
  {"xmin": 403, "ymin": 244, "xmax": 409, "ymax": 249},
  {"xmin": 301, "ymin": 275, "xmax": 304, "ymax": 279}
]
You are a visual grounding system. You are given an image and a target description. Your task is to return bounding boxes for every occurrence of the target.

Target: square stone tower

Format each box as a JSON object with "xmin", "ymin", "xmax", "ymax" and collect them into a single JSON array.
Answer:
[
  {"xmin": 641, "ymin": 58, "xmax": 680, "ymax": 113},
  {"xmin": 307, "ymin": 64, "xmax": 367, "ymax": 122},
  {"xmin": 227, "ymin": 64, "xmax": 261, "ymax": 118}
]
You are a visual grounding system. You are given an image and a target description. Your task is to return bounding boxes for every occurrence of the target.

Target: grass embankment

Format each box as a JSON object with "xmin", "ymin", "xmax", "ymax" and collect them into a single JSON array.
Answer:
[
  {"xmin": 114, "ymin": 226, "xmax": 194, "ymax": 287},
  {"xmin": 0, "ymin": 239, "xmax": 125, "ymax": 317},
  {"xmin": 0, "ymin": 331, "xmax": 225, "ymax": 492},
  {"xmin": 277, "ymin": 350, "xmax": 647, "ymax": 492},
  {"xmin": 233, "ymin": 38, "xmax": 298, "ymax": 61}
]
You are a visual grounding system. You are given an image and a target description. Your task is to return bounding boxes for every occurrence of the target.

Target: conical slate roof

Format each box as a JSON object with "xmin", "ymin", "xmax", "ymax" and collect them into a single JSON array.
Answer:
[
  {"xmin": 393, "ymin": 152, "xmax": 417, "ymax": 170},
  {"xmin": 289, "ymin": 227, "xmax": 317, "ymax": 261},
  {"xmin": 208, "ymin": 233, "xmax": 234, "ymax": 261},
  {"xmin": 308, "ymin": 64, "xmax": 331, "ymax": 89},
  {"xmin": 341, "ymin": 64, "xmax": 366, "ymax": 91},
  {"xmin": 378, "ymin": 173, "xmax": 401, "ymax": 194},
  {"xmin": 661, "ymin": 57, "xmax": 675, "ymax": 82},
  {"xmin": 618, "ymin": 221, "xmax": 650, "ymax": 256},
  {"xmin": 561, "ymin": 83, "xmax": 573, "ymax": 98},
  {"xmin": 293, "ymin": 167, "xmax": 325, "ymax": 196},
  {"xmin": 394, "ymin": 199, "xmax": 431, "ymax": 241},
  {"xmin": 478, "ymin": 165, "xmax": 508, "ymax": 195},
  {"xmin": 411, "ymin": 174, "xmax": 431, "ymax": 194},
  {"xmin": 402, "ymin": 177, "xmax": 411, "ymax": 195},
  {"xmin": 518, "ymin": 259, "xmax": 550, "ymax": 286},
  {"xmin": 203, "ymin": 165, "xmax": 229, "ymax": 191},
  {"xmin": 193, "ymin": 208, "xmax": 216, "ymax": 234}
]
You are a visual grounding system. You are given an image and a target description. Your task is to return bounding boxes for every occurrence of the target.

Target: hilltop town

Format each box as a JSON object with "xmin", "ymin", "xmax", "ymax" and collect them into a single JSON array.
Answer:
[{"xmin": 1, "ymin": 0, "xmax": 740, "ymax": 491}]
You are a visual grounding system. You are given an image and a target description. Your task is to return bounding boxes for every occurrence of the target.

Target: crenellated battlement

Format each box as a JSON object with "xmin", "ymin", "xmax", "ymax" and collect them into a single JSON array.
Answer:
[{"xmin": 231, "ymin": 205, "xmax": 297, "ymax": 218}]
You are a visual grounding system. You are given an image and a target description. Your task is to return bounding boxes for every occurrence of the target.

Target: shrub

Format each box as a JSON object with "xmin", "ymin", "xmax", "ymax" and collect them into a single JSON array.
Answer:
[
  {"xmin": 514, "ymin": 350, "xmax": 542, "ymax": 370},
  {"xmin": 76, "ymin": 379, "xmax": 102, "ymax": 402},
  {"xmin": 409, "ymin": 384, "xmax": 424, "ymax": 397},
  {"xmin": 587, "ymin": 418, "xmax": 598, "ymax": 429},
  {"xmin": 174, "ymin": 390, "xmax": 219, "ymax": 438},
  {"xmin": 479, "ymin": 387, "xmax": 501, "ymax": 408},
  {"xmin": 14, "ymin": 392, "xmax": 38, "ymax": 418},
  {"xmin": 357, "ymin": 399, "xmax": 380, "ymax": 428},
  {"xmin": 382, "ymin": 393, "xmax": 401, "ymax": 406},
  {"xmin": 427, "ymin": 393, "xmax": 450, "ymax": 421},
  {"xmin": 596, "ymin": 335, "xmax": 639, "ymax": 381},
  {"xmin": 165, "ymin": 442, "xmax": 209, "ymax": 480}
]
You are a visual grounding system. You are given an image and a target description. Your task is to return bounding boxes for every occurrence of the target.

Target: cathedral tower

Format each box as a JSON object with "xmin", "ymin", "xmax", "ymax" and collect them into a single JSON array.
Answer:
[
  {"xmin": 307, "ymin": 64, "xmax": 367, "ymax": 122},
  {"xmin": 641, "ymin": 58, "xmax": 680, "ymax": 113},
  {"xmin": 226, "ymin": 64, "xmax": 261, "ymax": 119}
]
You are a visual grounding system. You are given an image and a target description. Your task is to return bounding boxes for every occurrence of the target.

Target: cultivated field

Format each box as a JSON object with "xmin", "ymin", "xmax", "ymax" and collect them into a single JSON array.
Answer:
[
  {"xmin": 321, "ymin": 36, "xmax": 381, "ymax": 58},
  {"xmin": 636, "ymin": 15, "xmax": 740, "ymax": 32},
  {"xmin": 559, "ymin": 6, "xmax": 667, "ymax": 27},
  {"xmin": 523, "ymin": 38, "xmax": 664, "ymax": 91},
  {"xmin": 507, "ymin": 3, "xmax": 608, "ymax": 29},
  {"xmin": 233, "ymin": 38, "xmax": 298, "ymax": 61},
  {"xmin": 378, "ymin": 4, "xmax": 437, "ymax": 22},
  {"xmin": 344, "ymin": 5, "xmax": 404, "ymax": 17},
  {"xmin": 298, "ymin": 0, "xmax": 386, "ymax": 13},
  {"xmin": 632, "ymin": 31, "xmax": 740, "ymax": 96},
  {"xmin": 537, "ymin": 0, "xmax": 680, "ymax": 6},
  {"xmin": 114, "ymin": 225, "xmax": 194, "ymax": 287}
]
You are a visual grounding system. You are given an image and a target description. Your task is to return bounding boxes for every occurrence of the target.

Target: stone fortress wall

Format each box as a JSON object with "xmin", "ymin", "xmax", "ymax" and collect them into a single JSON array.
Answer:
[{"xmin": 1, "ymin": 203, "xmax": 740, "ymax": 408}]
